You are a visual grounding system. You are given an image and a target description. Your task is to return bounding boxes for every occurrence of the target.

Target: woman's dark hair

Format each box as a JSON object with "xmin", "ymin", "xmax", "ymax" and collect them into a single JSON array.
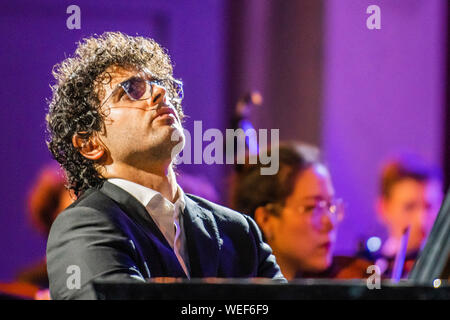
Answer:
[
  {"xmin": 379, "ymin": 155, "xmax": 443, "ymax": 198},
  {"xmin": 46, "ymin": 32, "xmax": 183, "ymax": 196},
  {"xmin": 231, "ymin": 142, "xmax": 323, "ymax": 218}
]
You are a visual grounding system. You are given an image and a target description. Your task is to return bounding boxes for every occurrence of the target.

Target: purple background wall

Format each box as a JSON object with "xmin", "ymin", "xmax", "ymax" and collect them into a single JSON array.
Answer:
[
  {"xmin": 322, "ymin": 0, "xmax": 447, "ymax": 254},
  {"xmin": 0, "ymin": 0, "xmax": 447, "ymax": 281}
]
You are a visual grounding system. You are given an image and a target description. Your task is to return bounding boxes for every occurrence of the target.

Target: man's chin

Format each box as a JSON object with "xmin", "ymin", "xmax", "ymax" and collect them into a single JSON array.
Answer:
[{"xmin": 153, "ymin": 125, "xmax": 185, "ymax": 154}]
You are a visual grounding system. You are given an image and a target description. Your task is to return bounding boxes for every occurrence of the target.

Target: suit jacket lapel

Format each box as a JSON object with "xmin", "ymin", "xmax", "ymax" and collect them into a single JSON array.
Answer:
[
  {"xmin": 99, "ymin": 181, "xmax": 188, "ymax": 278},
  {"xmin": 100, "ymin": 181, "xmax": 169, "ymax": 246},
  {"xmin": 183, "ymin": 195, "xmax": 222, "ymax": 278}
]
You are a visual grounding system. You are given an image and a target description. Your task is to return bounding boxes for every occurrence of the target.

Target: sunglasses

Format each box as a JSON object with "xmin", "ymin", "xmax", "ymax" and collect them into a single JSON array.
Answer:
[{"xmin": 101, "ymin": 72, "xmax": 183, "ymax": 108}]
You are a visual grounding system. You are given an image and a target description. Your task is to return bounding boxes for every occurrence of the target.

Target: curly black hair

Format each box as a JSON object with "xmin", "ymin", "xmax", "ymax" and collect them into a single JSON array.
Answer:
[{"xmin": 46, "ymin": 31, "xmax": 184, "ymax": 196}]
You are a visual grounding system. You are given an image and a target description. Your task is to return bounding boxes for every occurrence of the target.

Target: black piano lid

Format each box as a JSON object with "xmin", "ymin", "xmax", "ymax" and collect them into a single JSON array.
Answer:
[{"xmin": 409, "ymin": 187, "xmax": 450, "ymax": 284}]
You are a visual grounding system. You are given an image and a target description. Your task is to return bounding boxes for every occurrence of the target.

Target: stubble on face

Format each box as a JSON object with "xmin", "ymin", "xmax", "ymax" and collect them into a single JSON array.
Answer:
[{"xmin": 95, "ymin": 65, "xmax": 185, "ymax": 172}]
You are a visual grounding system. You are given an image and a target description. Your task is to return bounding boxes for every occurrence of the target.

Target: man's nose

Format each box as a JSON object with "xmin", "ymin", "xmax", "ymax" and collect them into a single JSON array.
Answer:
[
  {"xmin": 148, "ymin": 84, "xmax": 167, "ymax": 107},
  {"xmin": 416, "ymin": 206, "xmax": 431, "ymax": 227}
]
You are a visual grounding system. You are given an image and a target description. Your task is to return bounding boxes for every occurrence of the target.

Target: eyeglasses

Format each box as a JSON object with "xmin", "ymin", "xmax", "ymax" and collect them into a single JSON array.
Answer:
[
  {"xmin": 265, "ymin": 198, "xmax": 345, "ymax": 225},
  {"xmin": 298, "ymin": 198, "xmax": 345, "ymax": 226},
  {"xmin": 100, "ymin": 71, "xmax": 183, "ymax": 108}
]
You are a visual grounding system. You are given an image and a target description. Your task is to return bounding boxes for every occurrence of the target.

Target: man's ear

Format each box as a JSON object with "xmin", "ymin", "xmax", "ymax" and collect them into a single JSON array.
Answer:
[
  {"xmin": 254, "ymin": 206, "xmax": 275, "ymax": 241},
  {"xmin": 72, "ymin": 133, "xmax": 105, "ymax": 161}
]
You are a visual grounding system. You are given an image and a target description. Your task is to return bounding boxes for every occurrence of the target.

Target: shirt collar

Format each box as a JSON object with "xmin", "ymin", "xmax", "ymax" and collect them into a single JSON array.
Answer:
[{"xmin": 108, "ymin": 178, "xmax": 185, "ymax": 214}]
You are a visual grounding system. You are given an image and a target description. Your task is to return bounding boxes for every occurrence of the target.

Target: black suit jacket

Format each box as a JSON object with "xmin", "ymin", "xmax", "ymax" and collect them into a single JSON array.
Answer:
[{"xmin": 46, "ymin": 181, "xmax": 285, "ymax": 299}]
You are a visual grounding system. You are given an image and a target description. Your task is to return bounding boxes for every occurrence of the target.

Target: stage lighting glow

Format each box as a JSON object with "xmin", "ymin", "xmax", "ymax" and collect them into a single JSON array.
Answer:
[
  {"xmin": 367, "ymin": 236, "xmax": 382, "ymax": 252},
  {"xmin": 433, "ymin": 279, "xmax": 441, "ymax": 288}
]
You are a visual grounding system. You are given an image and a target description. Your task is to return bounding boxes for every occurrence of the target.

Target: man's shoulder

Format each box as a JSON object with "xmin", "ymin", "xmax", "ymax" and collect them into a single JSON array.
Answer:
[
  {"xmin": 49, "ymin": 187, "xmax": 125, "ymax": 236},
  {"xmin": 66, "ymin": 187, "xmax": 116, "ymax": 211}
]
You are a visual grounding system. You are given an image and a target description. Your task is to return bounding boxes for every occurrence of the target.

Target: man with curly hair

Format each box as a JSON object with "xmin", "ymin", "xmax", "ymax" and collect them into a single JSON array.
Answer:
[{"xmin": 45, "ymin": 32, "xmax": 284, "ymax": 299}]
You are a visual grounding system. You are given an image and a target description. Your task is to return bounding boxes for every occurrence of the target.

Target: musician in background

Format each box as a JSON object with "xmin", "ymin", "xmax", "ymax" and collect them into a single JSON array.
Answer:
[
  {"xmin": 15, "ymin": 164, "xmax": 74, "ymax": 289},
  {"xmin": 358, "ymin": 155, "xmax": 444, "ymax": 277},
  {"xmin": 231, "ymin": 142, "xmax": 371, "ymax": 280}
]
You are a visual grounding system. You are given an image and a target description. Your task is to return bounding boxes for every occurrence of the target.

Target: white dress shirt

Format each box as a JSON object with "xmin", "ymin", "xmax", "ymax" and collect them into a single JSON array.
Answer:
[{"xmin": 108, "ymin": 178, "xmax": 190, "ymax": 278}]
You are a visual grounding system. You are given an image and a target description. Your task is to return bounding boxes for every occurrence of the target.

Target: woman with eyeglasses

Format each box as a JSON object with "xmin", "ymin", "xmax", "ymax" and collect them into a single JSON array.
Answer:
[{"xmin": 231, "ymin": 142, "xmax": 371, "ymax": 280}]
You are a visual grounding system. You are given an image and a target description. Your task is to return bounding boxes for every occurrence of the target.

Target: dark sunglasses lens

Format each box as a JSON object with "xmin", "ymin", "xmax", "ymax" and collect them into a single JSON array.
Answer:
[
  {"xmin": 126, "ymin": 77, "xmax": 147, "ymax": 100},
  {"xmin": 176, "ymin": 83, "xmax": 183, "ymax": 100},
  {"xmin": 171, "ymin": 81, "xmax": 183, "ymax": 100}
]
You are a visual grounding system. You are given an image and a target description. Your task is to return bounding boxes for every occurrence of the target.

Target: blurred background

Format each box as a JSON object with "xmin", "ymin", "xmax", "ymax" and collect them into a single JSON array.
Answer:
[{"xmin": 0, "ymin": 0, "xmax": 448, "ymax": 283}]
